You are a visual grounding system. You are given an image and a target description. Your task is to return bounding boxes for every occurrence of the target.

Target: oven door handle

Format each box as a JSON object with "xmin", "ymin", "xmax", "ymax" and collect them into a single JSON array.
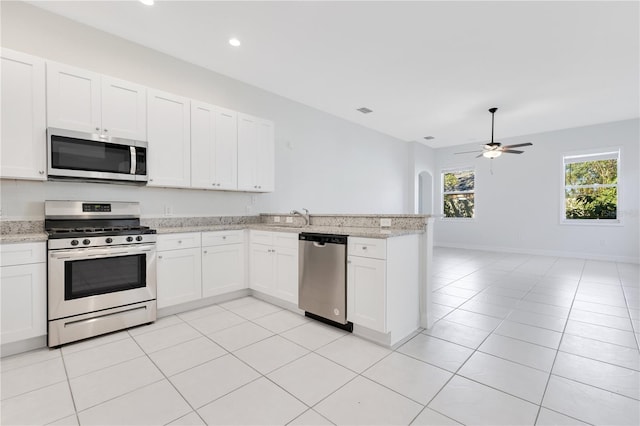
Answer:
[{"xmin": 50, "ymin": 244, "xmax": 156, "ymax": 259}]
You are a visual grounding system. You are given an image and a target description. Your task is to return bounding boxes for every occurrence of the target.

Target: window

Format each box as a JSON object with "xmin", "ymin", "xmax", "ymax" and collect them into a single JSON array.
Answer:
[
  {"xmin": 442, "ymin": 168, "xmax": 475, "ymax": 218},
  {"xmin": 563, "ymin": 150, "xmax": 619, "ymax": 222}
]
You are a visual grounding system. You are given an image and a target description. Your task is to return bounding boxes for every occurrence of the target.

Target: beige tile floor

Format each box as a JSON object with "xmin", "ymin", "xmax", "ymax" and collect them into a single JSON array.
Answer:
[{"xmin": 1, "ymin": 248, "xmax": 639, "ymax": 425}]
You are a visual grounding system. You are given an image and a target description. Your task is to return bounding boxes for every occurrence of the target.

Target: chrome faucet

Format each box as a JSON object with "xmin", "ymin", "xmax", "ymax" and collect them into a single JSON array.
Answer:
[{"xmin": 290, "ymin": 208, "xmax": 310, "ymax": 226}]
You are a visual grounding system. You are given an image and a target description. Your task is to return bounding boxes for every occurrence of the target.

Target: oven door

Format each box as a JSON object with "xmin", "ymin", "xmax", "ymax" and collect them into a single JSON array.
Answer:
[{"xmin": 48, "ymin": 244, "xmax": 156, "ymax": 321}]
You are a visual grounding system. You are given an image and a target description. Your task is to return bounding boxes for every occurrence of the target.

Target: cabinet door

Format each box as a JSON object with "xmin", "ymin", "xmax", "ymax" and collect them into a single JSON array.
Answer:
[
  {"xmin": 101, "ymin": 76, "xmax": 147, "ymax": 140},
  {"xmin": 147, "ymin": 89, "xmax": 191, "ymax": 187},
  {"xmin": 273, "ymin": 246, "xmax": 298, "ymax": 304},
  {"xmin": 237, "ymin": 113, "xmax": 258, "ymax": 191},
  {"xmin": 157, "ymin": 248, "xmax": 202, "ymax": 308},
  {"xmin": 0, "ymin": 49, "xmax": 46, "ymax": 180},
  {"xmin": 0, "ymin": 263, "xmax": 46, "ymax": 344},
  {"xmin": 347, "ymin": 256, "xmax": 386, "ymax": 332},
  {"xmin": 202, "ymin": 244, "xmax": 245, "ymax": 297},
  {"xmin": 46, "ymin": 61, "xmax": 101, "ymax": 133},
  {"xmin": 255, "ymin": 118, "xmax": 275, "ymax": 192},
  {"xmin": 249, "ymin": 244, "xmax": 274, "ymax": 295},
  {"xmin": 214, "ymin": 107, "xmax": 238, "ymax": 190},
  {"xmin": 190, "ymin": 101, "xmax": 216, "ymax": 189}
]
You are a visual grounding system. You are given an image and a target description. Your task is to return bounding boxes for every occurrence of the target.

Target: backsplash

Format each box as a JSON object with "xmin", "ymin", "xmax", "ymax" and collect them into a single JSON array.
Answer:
[
  {"xmin": 141, "ymin": 215, "xmax": 261, "ymax": 229},
  {"xmin": 0, "ymin": 220, "xmax": 44, "ymax": 235},
  {"xmin": 259, "ymin": 213, "xmax": 429, "ymax": 230}
]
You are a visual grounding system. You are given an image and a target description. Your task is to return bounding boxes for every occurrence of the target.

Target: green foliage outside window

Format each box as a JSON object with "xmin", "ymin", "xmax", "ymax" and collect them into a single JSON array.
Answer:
[
  {"xmin": 443, "ymin": 170, "xmax": 474, "ymax": 218},
  {"xmin": 564, "ymin": 157, "xmax": 618, "ymax": 220}
]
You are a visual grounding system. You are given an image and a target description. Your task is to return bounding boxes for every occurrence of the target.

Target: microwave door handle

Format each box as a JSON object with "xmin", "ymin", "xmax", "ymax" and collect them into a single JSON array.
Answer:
[{"xmin": 130, "ymin": 146, "xmax": 136, "ymax": 174}]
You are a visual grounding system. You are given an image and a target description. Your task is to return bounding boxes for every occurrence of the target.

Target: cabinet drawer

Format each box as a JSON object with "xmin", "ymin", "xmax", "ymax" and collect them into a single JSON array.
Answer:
[
  {"xmin": 0, "ymin": 242, "xmax": 46, "ymax": 267},
  {"xmin": 202, "ymin": 230, "xmax": 244, "ymax": 246},
  {"xmin": 273, "ymin": 232, "xmax": 298, "ymax": 249},
  {"xmin": 348, "ymin": 237, "xmax": 386, "ymax": 260},
  {"xmin": 157, "ymin": 232, "xmax": 201, "ymax": 251},
  {"xmin": 250, "ymin": 230, "xmax": 273, "ymax": 246}
]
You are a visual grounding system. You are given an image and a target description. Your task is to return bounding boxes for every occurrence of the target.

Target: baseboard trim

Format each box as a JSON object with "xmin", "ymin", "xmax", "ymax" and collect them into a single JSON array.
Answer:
[{"xmin": 435, "ymin": 242, "xmax": 639, "ymax": 264}]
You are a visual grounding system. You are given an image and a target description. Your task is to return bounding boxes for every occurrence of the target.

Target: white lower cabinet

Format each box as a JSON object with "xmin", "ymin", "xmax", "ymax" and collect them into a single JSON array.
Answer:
[
  {"xmin": 347, "ymin": 255, "xmax": 386, "ymax": 332},
  {"xmin": 347, "ymin": 235, "xmax": 420, "ymax": 346},
  {"xmin": 202, "ymin": 231, "xmax": 246, "ymax": 297},
  {"xmin": 249, "ymin": 231, "xmax": 298, "ymax": 304},
  {"xmin": 0, "ymin": 242, "xmax": 47, "ymax": 345},
  {"xmin": 156, "ymin": 233, "xmax": 202, "ymax": 308}
]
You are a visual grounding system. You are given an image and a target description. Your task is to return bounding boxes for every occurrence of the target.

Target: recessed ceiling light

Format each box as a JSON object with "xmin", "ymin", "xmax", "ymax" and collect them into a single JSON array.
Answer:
[
  {"xmin": 423, "ymin": 136, "xmax": 435, "ymax": 140},
  {"xmin": 229, "ymin": 38, "xmax": 241, "ymax": 47},
  {"xmin": 356, "ymin": 107, "xmax": 373, "ymax": 114},
  {"xmin": 139, "ymin": 0, "xmax": 154, "ymax": 6}
]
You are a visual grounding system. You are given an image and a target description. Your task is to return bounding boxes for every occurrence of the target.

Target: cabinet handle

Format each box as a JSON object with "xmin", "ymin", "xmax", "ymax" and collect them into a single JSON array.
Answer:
[
  {"xmin": 222, "ymin": 236, "xmax": 227, "ymax": 240},
  {"xmin": 95, "ymin": 127, "xmax": 100, "ymax": 131},
  {"xmin": 178, "ymin": 240, "xmax": 182, "ymax": 244},
  {"xmin": 203, "ymin": 250, "xmax": 207, "ymax": 254},
  {"xmin": 362, "ymin": 246, "xmax": 368, "ymax": 250},
  {"xmin": 103, "ymin": 129, "xmax": 108, "ymax": 133},
  {"xmin": 39, "ymin": 170, "xmax": 44, "ymax": 175},
  {"xmin": 212, "ymin": 183, "xmax": 216, "ymax": 186},
  {"xmin": 348, "ymin": 260, "xmax": 351, "ymax": 264},
  {"xmin": 158, "ymin": 255, "xmax": 163, "ymax": 259}
]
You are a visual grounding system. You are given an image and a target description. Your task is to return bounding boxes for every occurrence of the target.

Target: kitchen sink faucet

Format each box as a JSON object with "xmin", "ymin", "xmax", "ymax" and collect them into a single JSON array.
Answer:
[{"xmin": 290, "ymin": 208, "xmax": 310, "ymax": 226}]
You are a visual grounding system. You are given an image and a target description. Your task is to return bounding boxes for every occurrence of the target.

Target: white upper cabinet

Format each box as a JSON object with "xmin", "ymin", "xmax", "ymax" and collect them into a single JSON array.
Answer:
[
  {"xmin": 237, "ymin": 113, "xmax": 274, "ymax": 192},
  {"xmin": 46, "ymin": 61, "xmax": 147, "ymax": 140},
  {"xmin": 0, "ymin": 49, "xmax": 46, "ymax": 180},
  {"xmin": 100, "ymin": 76, "xmax": 147, "ymax": 140},
  {"xmin": 191, "ymin": 101, "xmax": 238, "ymax": 190},
  {"xmin": 147, "ymin": 89, "xmax": 191, "ymax": 188}
]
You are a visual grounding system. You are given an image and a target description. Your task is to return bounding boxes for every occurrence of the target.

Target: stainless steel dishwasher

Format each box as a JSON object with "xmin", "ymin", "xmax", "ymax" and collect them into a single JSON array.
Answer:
[{"xmin": 298, "ymin": 233, "xmax": 352, "ymax": 331}]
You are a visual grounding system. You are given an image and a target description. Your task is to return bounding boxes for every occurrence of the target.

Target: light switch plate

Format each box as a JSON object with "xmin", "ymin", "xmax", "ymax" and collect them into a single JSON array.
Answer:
[
  {"xmin": 286, "ymin": 216, "xmax": 293, "ymax": 223},
  {"xmin": 380, "ymin": 218, "xmax": 392, "ymax": 227},
  {"xmin": 274, "ymin": 216, "xmax": 281, "ymax": 223}
]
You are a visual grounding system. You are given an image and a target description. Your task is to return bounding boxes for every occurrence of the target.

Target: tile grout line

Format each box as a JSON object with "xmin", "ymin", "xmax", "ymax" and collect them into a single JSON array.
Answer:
[{"xmin": 532, "ymin": 256, "xmax": 586, "ymax": 425}]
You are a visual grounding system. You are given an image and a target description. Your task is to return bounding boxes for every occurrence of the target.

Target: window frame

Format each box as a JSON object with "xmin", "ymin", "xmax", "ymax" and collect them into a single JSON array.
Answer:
[
  {"xmin": 441, "ymin": 166, "xmax": 476, "ymax": 220},
  {"xmin": 560, "ymin": 148, "xmax": 622, "ymax": 226}
]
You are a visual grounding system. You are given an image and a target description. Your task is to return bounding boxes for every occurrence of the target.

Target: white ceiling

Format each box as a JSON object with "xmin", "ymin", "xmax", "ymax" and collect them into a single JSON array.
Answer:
[{"xmin": 28, "ymin": 1, "xmax": 639, "ymax": 147}]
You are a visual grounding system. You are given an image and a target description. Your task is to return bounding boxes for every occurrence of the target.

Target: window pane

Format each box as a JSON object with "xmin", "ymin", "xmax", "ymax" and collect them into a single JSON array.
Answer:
[
  {"xmin": 565, "ymin": 187, "xmax": 617, "ymax": 219},
  {"xmin": 444, "ymin": 194, "xmax": 475, "ymax": 218},
  {"xmin": 565, "ymin": 159, "xmax": 617, "ymax": 186},
  {"xmin": 444, "ymin": 170, "xmax": 474, "ymax": 192}
]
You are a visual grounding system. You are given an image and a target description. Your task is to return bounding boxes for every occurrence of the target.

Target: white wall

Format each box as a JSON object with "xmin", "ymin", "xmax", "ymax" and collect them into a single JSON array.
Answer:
[
  {"xmin": 0, "ymin": 1, "xmax": 411, "ymax": 219},
  {"xmin": 434, "ymin": 119, "xmax": 640, "ymax": 262}
]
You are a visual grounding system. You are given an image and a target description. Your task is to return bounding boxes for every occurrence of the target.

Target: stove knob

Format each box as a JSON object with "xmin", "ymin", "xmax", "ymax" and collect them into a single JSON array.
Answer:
[
  {"xmin": 105, "ymin": 237, "xmax": 113, "ymax": 244},
  {"xmin": 83, "ymin": 239, "xmax": 91, "ymax": 245},
  {"xmin": 136, "ymin": 236, "xmax": 143, "ymax": 242},
  {"xmin": 71, "ymin": 239, "xmax": 79, "ymax": 246},
  {"xmin": 126, "ymin": 236, "xmax": 134, "ymax": 242}
]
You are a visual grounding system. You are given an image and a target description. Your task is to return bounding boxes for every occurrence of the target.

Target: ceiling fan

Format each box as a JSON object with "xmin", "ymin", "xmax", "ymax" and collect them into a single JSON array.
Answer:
[{"xmin": 456, "ymin": 107, "xmax": 532, "ymax": 159}]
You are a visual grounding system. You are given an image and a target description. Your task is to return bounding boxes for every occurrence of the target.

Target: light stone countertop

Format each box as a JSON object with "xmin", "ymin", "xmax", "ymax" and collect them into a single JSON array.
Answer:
[
  {"xmin": 0, "ymin": 233, "xmax": 49, "ymax": 244},
  {"xmin": 157, "ymin": 224, "xmax": 424, "ymax": 239}
]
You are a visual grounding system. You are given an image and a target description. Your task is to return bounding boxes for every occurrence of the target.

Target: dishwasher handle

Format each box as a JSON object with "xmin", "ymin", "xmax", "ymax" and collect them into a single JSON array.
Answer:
[{"xmin": 313, "ymin": 241, "xmax": 326, "ymax": 248}]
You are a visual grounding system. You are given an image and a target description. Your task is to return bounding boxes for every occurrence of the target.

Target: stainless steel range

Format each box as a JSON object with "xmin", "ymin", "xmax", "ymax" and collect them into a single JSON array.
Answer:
[{"xmin": 45, "ymin": 201, "xmax": 157, "ymax": 347}]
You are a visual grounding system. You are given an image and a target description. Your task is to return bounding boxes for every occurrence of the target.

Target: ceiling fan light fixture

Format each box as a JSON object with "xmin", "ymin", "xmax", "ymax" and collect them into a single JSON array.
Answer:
[{"xmin": 483, "ymin": 150, "xmax": 502, "ymax": 159}]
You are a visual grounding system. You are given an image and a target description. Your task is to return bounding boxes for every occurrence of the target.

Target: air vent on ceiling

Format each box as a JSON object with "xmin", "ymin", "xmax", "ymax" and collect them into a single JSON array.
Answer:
[{"xmin": 356, "ymin": 107, "xmax": 373, "ymax": 114}]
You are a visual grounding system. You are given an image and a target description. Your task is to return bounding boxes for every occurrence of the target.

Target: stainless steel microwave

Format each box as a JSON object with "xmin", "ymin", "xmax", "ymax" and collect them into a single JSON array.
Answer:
[{"xmin": 47, "ymin": 128, "xmax": 148, "ymax": 184}]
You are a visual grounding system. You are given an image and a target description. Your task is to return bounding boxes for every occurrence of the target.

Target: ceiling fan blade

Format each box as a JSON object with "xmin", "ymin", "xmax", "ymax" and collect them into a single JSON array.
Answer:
[
  {"xmin": 455, "ymin": 150, "xmax": 483, "ymax": 154},
  {"xmin": 475, "ymin": 153, "xmax": 484, "ymax": 158},
  {"xmin": 502, "ymin": 149, "xmax": 524, "ymax": 154},
  {"xmin": 501, "ymin": 142, "xmax": 532, "ymax": 149}
]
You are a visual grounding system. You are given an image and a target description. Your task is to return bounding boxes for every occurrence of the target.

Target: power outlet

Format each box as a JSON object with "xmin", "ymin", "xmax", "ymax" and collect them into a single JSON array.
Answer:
[
  {"xmin": 286, "ymin": 216, "xmax": 293, "ymax": 223},
  {"xmin": 274, "ymin": 216, "xmax": 281, "ymax": 223},
  {"xmin": 380, "ymin": 218, "xmax": 392, "ymax": 227},
  {"xmin": 163, "ymin": 205, "xmax": 173, "ymax": 216}
]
